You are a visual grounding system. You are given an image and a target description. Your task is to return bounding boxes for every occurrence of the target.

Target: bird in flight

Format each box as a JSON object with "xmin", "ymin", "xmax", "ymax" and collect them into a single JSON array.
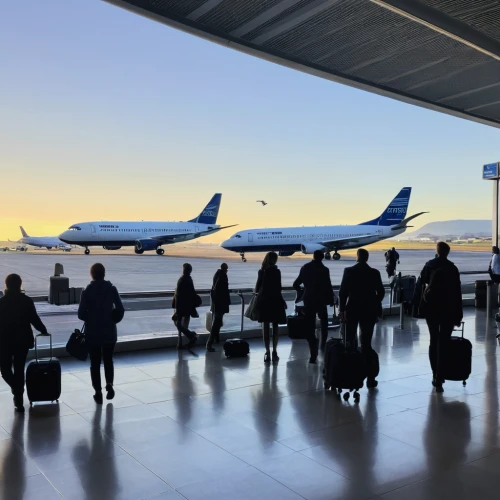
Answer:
[{"xmin": 256, "ymin": 200, "xmax": 268, "ymax": 206}]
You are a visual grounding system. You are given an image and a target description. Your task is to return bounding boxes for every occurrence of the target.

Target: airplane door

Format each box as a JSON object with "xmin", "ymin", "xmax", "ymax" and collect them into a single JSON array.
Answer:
[
  {"xmin": 90, "ymin": 225, "xmax": 97, "ymax": 238},
  {"xmin": 248, "ymin": 233, "xmax": 253, "ymax": 243}
]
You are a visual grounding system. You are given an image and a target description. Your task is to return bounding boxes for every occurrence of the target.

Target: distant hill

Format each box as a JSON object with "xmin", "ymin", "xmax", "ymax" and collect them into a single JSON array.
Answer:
[{"xmin": 405, "ymin": 220, "xmax": 491, "ymax": 238}]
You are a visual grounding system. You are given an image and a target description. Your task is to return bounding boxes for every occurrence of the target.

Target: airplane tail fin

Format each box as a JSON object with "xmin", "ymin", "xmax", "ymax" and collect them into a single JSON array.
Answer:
[
  {"xmin": 188, "ymin": 193, "xmax": 222, "ymax": 225},
  {"xmin": 20, "ymin": 226, "xmax": 29, "ymax": 238},
  {"xmin": 359, "ymin": 187, "xmax": 412, "ymax": 227}
]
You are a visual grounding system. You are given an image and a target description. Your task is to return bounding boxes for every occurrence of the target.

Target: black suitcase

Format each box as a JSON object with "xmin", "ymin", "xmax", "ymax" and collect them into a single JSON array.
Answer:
[
  {"xmin": 441, "ymin": 322, "xmax": 472, "ymax": 386},
  {"xmin": 26, "ymin": 334, "xmax": 61, "ymax": 405},
  {"xmin": 223, "ymin": 339, "xmax": 249, "ymax": 358},
  {"xmin": 323, "ymin": 324, "xmax": 366, "ymax": 401},
  {"xmin": 399, "ymin": 275, "xmax": 416, "ymax": 303},
  {"xmin": 287, "ymin": 315, "xmax": 307, "ymax": 339}
]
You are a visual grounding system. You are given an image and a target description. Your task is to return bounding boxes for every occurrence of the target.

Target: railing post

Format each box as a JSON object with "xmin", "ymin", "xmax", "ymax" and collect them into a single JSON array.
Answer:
[{"xmin": 399, "ymin": 302, "xmax": 405, "ymax": 330}]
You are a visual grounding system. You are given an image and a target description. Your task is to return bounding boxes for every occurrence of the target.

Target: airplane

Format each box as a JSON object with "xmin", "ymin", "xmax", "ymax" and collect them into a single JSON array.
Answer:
[
  {"xmin": 13, "ymin": 227, "xmax": 72, "ymax": 251},
  {"xmin": 59, "ymin": 193, "xmax": 236, "ymax": 256},
  {"xmin": 221, "ymin": 187, "xmax": 426, "ymax": 262}
]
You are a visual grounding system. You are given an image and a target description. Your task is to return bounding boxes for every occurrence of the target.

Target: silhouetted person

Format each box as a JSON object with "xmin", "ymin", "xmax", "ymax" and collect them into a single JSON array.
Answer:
[
  {"xmin": 339, "ymin": 248, "xmax": 385, "ymax": 388},
  {"xmin": 173, "ymin": 263, "xmax": 199, "ymax": 350},
  {"xmin": 207, "ymin": 263, "xmax": 230, "ymax": 352},
  {"xmin": 78, "ymin": 263, "xmax": 124, "ymax": 404},
  {"xmin": 0, "ymin": 274, "xmax": 48, "ymax": 412},
  {"xmin": 420, "ymin": 242, "xmax": 462, "ymax": 393},
  {"xmin": 293, "ymin": 249, "xmax": 334, "ymax": 359},
  {"xmin": 489, "ymin": 246, "xmax": 500, "ymax": 284},
  {"xmin": 255, "ymin": 252, "xmax": 286, "ymax": 364},
  {"xmin": 385, "ymin": 247, "xmax": 400, "ymax": 278}
]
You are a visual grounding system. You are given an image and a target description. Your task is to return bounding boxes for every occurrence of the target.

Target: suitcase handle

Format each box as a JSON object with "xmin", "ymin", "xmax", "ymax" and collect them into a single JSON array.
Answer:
[
  {"xmin": 35, "ymin": 333, "xmax": 53, "ymax": 362},
  {"xmin": 453, "ymin": 321, "xmax": 465, "ymax": 338}
]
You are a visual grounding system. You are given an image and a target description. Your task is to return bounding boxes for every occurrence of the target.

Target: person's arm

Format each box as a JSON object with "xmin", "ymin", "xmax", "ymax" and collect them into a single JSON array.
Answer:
[
  {"xmin": 420, "ymin": 263, "xmax": 430, "ymax": 285},
  {"xmin": 28, "ymin": 298, "xmax": 48, "ymax": 334},
  {"xmin": 326, "ymin": 268, "xmax": 335, "ymax": 306},
  {"xmin": 454, "ymin": 268, "xmax": 463, "ymax": 324},
  {"xmin": 255, "ymin": 270, "xmax": 263, "ymax": 293},
  {"xmin": 112, "ymin": 286, "xmax": 125, "ymax": 323},
  {"xmin": 78, "ymin": 289, "xmax": 88, "ymax": 322},
  {"xmin": 374, "ymin": 270, "xmax": 385, "ymax": 302},
  {"xmin": 338, "ymin": 269, "xmax": 349, "ymax": 314},
  {"xmin": 293, "ymin": 267, "xmax": 303, "ymax": 291}
]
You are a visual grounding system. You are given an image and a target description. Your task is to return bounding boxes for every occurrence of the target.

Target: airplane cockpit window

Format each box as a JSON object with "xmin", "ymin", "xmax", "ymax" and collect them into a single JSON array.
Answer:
[
  {"xmin": 231, "ymin": 234, "xmax": 242, "ymax": 239},
  {"xmin": 68, "ymin": 226, "xmax": 81, "ymax": 231}
]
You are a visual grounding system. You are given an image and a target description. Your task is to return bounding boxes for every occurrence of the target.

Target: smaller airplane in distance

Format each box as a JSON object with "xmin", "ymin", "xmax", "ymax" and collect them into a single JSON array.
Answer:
[
  {"xmin": 257, "ymin": 200, "xmax": 268, "ymax": 206},
  {"xmin": 14, "ymin": 226, "xmax": 72, "ymax": 251}
]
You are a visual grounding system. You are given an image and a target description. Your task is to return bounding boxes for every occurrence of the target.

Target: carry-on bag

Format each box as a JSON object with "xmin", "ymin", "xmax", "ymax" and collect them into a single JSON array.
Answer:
[
  {"xmin": 287, "ymin": 314, "xmax": 307, "ymax": 339},
  {"xmin": 224, "ymin": 292, "xmax": 250, "ymax": 358},
  {"xmin": 323, "ymin": 323, "xmax": 366, "ymax": 401},
  {"xmin": 66, "ymin": 325, "xmax": 88, "ymax": 361},
  {"xmin": 205, "ymin": 311, "xmax": 213, "ymax": 332},
  {"xmin": 440, "ymin": 322, "xmax": 472, "ymax": 386},
  {"xmin": 26, "ymin": 333, "xmax": 61, "ymax": 405}
]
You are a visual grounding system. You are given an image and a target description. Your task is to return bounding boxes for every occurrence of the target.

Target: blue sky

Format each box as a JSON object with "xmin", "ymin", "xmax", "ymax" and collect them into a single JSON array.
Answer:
[{"xmin": 1, "ymin": 0, "xmax": 499, "ymax": 240}]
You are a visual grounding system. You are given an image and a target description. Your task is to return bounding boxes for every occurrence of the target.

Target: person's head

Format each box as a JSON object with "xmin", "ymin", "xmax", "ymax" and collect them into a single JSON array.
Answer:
[
  {"xmin": 182, "ymin": 263, "xmax": 192, "ymax": 276},
  {"xmin": 221, "ymin": 263, "xmax": 228, "ymax": 273},
  {"xmin": 392, "ymin": 247, "xmax": 395, "ymax": 251},
  {"xmin": 313, "ymin": 250, "xmax": 324, "ymax": 262},
  {"xmin": 90, "ymin": 263, "xmax": 105, "ymax": 281},
  {"xmin": 493, "ymin": 246, "xmax": 499, "ymax": 255},
  {"xmin": 356, "ymin": 248, "xmax": 369, "ymax": 263},
  {"xmin": 436, "ymin": 241, "xmax": 450, "ymax": 258},
  {"xmin": 262, "ymin": 251, "xmax": 278, "ymax": 270},
  {"xmin": 5, "ymin": 274, "xmax": 22, "ymax": 294}
]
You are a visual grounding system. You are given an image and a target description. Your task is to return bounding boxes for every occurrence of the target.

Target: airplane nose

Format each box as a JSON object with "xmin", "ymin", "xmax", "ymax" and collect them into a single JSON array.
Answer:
[{"xmin": 220, "ymin": 240, "xmax": 228, "ymax": 249}]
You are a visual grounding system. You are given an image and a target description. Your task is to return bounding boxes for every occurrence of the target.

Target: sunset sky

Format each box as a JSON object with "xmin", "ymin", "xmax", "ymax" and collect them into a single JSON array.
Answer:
[{"xmin": 1, "ymin": 0, "xmax": 500, "ymax": 243}]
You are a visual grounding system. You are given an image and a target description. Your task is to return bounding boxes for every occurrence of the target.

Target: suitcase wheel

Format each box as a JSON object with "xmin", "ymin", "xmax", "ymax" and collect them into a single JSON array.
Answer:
[
  {"xmin": 343, "ymin": 392, "xmax": 350, "ymax": 401},
  {"xmin": 353, "ymin": 391, "xmax": 360, "ymax": 402},
  {"xmin": 463, "ymin": 381, "xmax": 466, "ymax": 387},
  {"xmin": 324, "ymin": 383, "xmax": 330, "ymax": 390}
]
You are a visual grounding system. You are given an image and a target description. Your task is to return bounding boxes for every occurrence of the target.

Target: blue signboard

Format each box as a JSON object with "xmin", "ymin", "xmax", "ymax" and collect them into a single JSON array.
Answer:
[{"xmin": 483, "ymin": 162, "xmax": 499, "ymax": 180}]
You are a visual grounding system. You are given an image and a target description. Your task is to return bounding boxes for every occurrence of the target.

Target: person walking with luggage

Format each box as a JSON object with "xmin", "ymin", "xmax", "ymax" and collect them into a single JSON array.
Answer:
[
  {"xmin": 0, "ymin": 274, "xmax": 48, "ymax": 412},
  {"xmin": 207, "ymin": 263, "xmax": 230, "ymax": 352},
  {"xmin": 385, "ymin": 247, "xmax": 400, "ymax": 278},
  {"xmin": 255, "ymin": 252, "xmax": 287, "ymax": 363},
  {"xmin": 293, "ymin": 250, "xmax": 335, "ymax": 360},
  {"xmin": 420, "ymin": 242, "xmax": 463, "ymax": 393},
  {"xmin": 78, "ymin": 263, "xmax": 124, "ymax": 404},
  {"xmin": 173, "ymin": 263, "xmax": 199, "ymax": 350},
  {"xmin": 339, "ymin": 249, "xmax": 385, "ymax": 388},
  {"xmin": 489, "ymin": 246, "xmax": 500, "ymax": 284}
]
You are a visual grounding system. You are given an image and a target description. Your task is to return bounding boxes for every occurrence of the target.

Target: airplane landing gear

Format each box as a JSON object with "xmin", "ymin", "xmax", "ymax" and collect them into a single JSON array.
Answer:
[
  {"xmin": 135, "ymin": 248, "xmax": 144, "ymax": 255},
  {"xmin": 240, "ymin": 252, "xmax": 247, "ymax": 263},
  {"xmin": 84, "ymin": 248, "xmax": 90, "ymax": 255},
  {"xmin": 333, "ymin": 252, "xmax": 341, "ymax": 261},
  {"xmin": 325, "ymin": 252, "xmax": 331, "ymax": 261},
  {"xmin": 156, "ymin": 248, "xmax": 164, "ymax": 256}
]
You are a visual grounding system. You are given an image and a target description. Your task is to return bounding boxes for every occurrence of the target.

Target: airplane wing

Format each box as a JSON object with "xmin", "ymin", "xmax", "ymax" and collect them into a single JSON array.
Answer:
[
  {"xmin": 150, "ymin": 225, "xmax": 238, "ymax": 245},
  {"xmin": 320, "ymin": 234, "xmax": 377, "ymax": 250}
]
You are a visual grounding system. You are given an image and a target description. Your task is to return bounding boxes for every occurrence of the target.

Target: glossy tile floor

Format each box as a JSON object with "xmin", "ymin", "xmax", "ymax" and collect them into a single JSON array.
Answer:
[{"xmin": 3, "ymin": 309, "xmax": 500, "ymax": 500}]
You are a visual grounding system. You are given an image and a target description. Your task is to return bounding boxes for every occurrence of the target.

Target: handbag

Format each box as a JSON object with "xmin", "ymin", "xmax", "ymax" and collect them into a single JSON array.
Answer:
[
  {"xmin": 244, "ymin": 294, "xmax": 260, "ymax": 322},
  {"xmin": 66, "ymin": 324, "xmax": 88, "ymax": 361},
  {"xmin": 206, "ymin": 311, "xmax": 213, "ymax": 332}
]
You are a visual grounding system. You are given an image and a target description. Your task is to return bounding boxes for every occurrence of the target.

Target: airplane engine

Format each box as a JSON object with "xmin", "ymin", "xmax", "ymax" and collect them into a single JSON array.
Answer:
[
  {"xmin": 103, "ymin": 246, "xmax": 122, "ymax": 251},
  {"xmin": 279, "ymin": 250, "xmax": 295, "ymax": 257},
  {"xmin": 301, "ymin": 243, "xmax": 327, "ymax": 255},
  {"xmin": 135, "ymin": 239, "xmax": 158, "ymax": 252}
]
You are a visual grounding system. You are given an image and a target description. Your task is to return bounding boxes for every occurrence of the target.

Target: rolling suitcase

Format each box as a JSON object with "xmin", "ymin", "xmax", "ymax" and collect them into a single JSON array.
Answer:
[
  {"xmin": 26, "ymin": 333, "xmax": 61, "ymax": 405},
  {"xmin": 441, "ymin": 322, "xmax": 472, "ymax": 386},
  {"xmin": 323, "ymin": 323, "xmax": 366, "ymax": 401},
  {"xmin": 223, "ymin": 292, "xmax": 250, "ymax": 358}
]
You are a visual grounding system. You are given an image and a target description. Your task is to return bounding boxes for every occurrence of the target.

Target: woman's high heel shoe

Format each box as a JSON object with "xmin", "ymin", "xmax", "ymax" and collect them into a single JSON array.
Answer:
[
  {"xmin": 264, "ymin": 352, "xmax": 271, "ymax": 363},
  {"xmin": 272, "ymin": 351, "xmax": 279, "ymax": 363}
]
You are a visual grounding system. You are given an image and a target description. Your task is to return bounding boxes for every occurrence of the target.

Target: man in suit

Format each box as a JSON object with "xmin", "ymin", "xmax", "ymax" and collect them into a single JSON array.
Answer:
[
  {"xmin": 419, "ymin": 242, "xmax": 462, "ymax": 393},
  {"xmin": 293, "ymin": 250, "xmax": 335, "ymax": 363},
  {"xmin": 339, "ymin": 248, "xmax": 385, "ymax": 388}
]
